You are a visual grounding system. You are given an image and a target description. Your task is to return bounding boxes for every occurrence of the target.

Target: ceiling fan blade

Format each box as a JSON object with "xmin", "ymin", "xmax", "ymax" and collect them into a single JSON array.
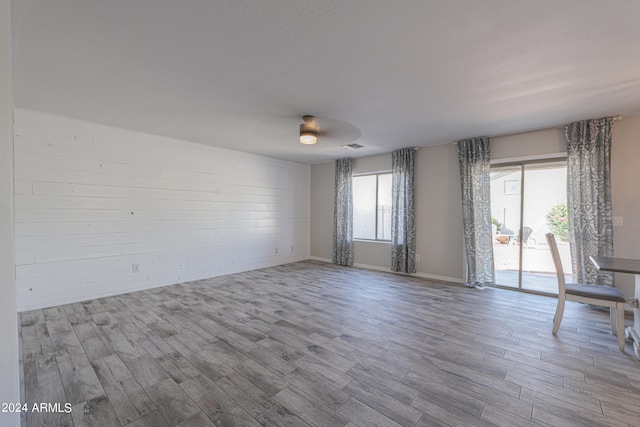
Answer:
[{"xmin": 255, "ymin": 115, "xmax": 361, "ymax": 144}]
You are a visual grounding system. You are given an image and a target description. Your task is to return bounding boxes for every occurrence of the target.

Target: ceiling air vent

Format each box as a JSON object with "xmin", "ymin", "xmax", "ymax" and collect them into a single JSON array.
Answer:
[{"xmin": 341, "ymin": 143, "xmax": 364, "ymax": 150}]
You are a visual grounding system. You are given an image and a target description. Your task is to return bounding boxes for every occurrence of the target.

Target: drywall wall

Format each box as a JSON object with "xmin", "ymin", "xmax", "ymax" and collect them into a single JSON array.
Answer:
[
  {"xmin": 0, "ymin": 0, "xmax": 20, "ymax": 424},
  {"xmin": 310, "ymin": 149, "xmax": 464, "ymax": 282},
  {"xmin": 414, "ymin": 143, "xmax": 464, "ymax": 281},
  {"xmin": 610, "ymin": 115, "xmax": 640, "ymax": 295},
  {"xmin": 309, "ymin": 161, "xmax": 334, "ymax": 258},
  {"xmin": 14, "ymin": 109, "xmax": 310, "ymax": 311},
  {"xmin": 310, "ymin": 117, "xmax": 640, "ymax": 297},
  {"xmin": 352, "ymin": 153, "xmax": 391, "ymax": 175},
  {"xmin": 491, "ymin": 127, "xmax": 566, "ymax": 161},
  {"xmin": 310, "ymin": 153, "xmax": 397, "ymax": 270}
]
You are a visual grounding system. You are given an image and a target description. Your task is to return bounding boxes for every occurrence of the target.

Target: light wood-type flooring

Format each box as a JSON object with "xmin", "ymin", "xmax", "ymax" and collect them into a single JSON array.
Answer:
[{"xmin": 19, "ymin": 260, "xmax": 640, "ymax": 426}]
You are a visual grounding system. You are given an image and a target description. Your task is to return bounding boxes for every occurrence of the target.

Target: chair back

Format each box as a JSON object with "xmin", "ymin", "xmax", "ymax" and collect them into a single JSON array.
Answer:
[{"xmin": 545, "ymin": 233, "xmax": 566, "ymax": 295}]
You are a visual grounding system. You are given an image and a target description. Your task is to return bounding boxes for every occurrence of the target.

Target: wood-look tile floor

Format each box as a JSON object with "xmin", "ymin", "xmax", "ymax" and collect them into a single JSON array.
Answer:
[{"xmin": 19, "ymin": 261, "xmax": 640, "ymax": 427}]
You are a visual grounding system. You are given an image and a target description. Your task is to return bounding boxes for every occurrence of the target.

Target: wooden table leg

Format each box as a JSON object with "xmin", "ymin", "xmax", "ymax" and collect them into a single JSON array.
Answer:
[{"xmin": 625, "ymin": 274, "xmax": 640, "ymax": 358}]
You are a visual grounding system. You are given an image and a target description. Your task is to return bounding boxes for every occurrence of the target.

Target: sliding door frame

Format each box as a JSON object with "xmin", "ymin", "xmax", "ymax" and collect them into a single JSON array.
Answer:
[{"xmin": 490, "ymin": 156, "xmax": 566, "ymax": 297}]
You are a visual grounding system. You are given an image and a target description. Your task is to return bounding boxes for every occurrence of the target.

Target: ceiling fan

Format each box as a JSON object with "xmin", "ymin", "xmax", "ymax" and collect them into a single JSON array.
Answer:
[
  {"xmin": 299, "ymin": 115, "xmax": 320, "ymax": 144},
  {"xmin": 255, "ymin": 114, "xmax": 361, "ymax": 146}
]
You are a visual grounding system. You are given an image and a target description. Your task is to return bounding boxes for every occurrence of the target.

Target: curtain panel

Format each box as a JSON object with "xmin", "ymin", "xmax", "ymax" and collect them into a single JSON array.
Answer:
[
  {"xmin": 457, "ymin": 137, "xmax": 494, "ymax": 287},
  {"xmin": 566, "ymin": 117, "xmax": 614, "ymax": 286},
  {"xmin": 391, "ymin": 148, "xmax": 416, "ymax": 273},
  {"xmin": 333, "ymin": 157, "xmax": 354, "ymax": 266}
]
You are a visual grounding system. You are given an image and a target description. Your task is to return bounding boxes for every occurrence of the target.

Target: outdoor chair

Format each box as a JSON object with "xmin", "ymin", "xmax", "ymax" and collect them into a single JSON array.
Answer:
[{"xmin": 511, "ymin": 226, "xmax": 533, "ymax": 246}]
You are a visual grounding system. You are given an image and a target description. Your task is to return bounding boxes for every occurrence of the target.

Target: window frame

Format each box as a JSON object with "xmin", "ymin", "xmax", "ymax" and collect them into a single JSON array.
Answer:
[{"xmin": 352, "ymin": 171, "xmax": 392, "ymax": 242}]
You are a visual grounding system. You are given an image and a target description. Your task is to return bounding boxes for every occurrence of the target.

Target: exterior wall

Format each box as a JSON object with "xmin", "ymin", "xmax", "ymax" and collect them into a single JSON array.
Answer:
[{"xmin": 14, "ymin": 109, "xmax": 310, "ymax": 311}]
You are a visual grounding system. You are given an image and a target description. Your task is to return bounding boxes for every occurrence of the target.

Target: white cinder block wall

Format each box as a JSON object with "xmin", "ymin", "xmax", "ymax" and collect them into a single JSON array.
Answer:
[
  {"xmin": 14, "ymin": 109, "xmax": 310, "ymax": 311},
  {"xmin": 1, "ymin": 0, "xmax": 19, "ymax": 423}
]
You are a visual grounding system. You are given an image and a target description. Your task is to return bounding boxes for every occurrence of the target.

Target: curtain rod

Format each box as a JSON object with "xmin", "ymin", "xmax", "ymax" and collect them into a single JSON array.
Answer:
[
  {"xmin": 554, "ymin": 115, "xmax": 622, "ymax": 128},
  {"xmin": 450, "ymin": 115, "xmax": 623, "ymax": 145}
]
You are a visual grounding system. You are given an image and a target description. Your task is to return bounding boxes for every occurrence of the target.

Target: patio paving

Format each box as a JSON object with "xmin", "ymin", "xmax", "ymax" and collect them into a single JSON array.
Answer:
[{"xmin": 493, "ymin": 239, "xmax": 573, "ymax": 294}]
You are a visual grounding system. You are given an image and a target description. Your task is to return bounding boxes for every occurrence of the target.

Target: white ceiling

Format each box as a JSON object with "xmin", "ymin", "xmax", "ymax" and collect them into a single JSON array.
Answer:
[{"xmin": 11, "ymin": 0, "xmax": 640, "ymax": 164}]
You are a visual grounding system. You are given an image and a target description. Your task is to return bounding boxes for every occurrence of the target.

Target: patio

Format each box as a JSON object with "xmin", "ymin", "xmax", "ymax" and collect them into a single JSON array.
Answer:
[{"xmin": 493, "ymin": 237, "xmax": 573, "ymax": 294}]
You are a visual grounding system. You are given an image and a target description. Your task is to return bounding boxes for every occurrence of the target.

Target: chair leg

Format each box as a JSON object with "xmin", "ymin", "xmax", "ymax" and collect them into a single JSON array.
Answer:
[
  {"xmin": 552, "ymin": 295, "xmax": 565, "ymax": 335},
  {"xmin": 610, "ymin": 305, "xmax": 618, "ymax": 335},
  {"xmin": 615, "ymin": 302, "xmax": 625, "ymax": 352}
]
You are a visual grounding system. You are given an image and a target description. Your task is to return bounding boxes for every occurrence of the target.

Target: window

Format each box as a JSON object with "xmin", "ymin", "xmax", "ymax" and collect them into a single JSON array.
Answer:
[
  {"xmin": 503, "ymin": 179, "xmax": 520, "ymax": 194},
  {"xmin": 353, "ymin": 173, "xmax": 392, "ymax": 240}
]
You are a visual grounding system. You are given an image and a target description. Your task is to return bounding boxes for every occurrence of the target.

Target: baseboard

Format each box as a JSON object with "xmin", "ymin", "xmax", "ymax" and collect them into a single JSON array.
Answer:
[
  {"xmin": 308, "ymin": 258, "xmax": 638, "ymax": 315},
  {"xmin": 18, "ymin": 255, "xmax": 313, "ymax": 312},
  {"xmin": 413, "ymin": 271, "xmax": 465, "ymax": 285},
  {"xmin": 306, "ymin": 257, "xmax": 464, "ymax": 285}
]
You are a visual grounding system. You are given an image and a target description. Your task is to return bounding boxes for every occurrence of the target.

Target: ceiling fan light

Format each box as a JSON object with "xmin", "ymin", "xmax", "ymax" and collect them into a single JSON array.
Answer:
[
  {"xmin": 299, "ymin": 132, "xmax": 318, "ymax": 144},
  {"xmin": 300, "ymin": 115, "xmax": 319, "ymax": 144}
]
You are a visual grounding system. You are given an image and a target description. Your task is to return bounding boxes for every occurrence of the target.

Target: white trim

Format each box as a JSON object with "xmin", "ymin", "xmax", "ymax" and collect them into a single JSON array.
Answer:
[
  {"xmin": 17, "ymin": 256, "xmax": 312, "ymax": 312},
  {"xmin": 307, "ymin": 257, "xmax": 464, "ymax": 285},
  {"xmin": 352, "ymin": 170, "xmax": 392, "ymax": 177},
  {"xmin": 352, "ymin": 172, "xmax": 392, "ymax": 241},
  {"xmin": 491, "ymin": 152, "xmax": 566, "ymax": 165},
  {"xmin": 309, "ymin": 256, "xmax": 331, "ymax": 263},
  {"xmin": 353, "ymin": 262, "xmax": 392, "ymax": 273},
  {"xmin": 353, "ymin": 239, "xmax": 391, "ymax": 244},
  {"xmin": 414, "ymin": 271, "xmax": 465, "ymax": 285}
]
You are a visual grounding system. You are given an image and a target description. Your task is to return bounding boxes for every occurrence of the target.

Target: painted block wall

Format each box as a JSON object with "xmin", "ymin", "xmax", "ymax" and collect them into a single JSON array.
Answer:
[
  {"xmin": 14, "ymin": 109, "xmax": 310, "ymax": 311},
  {"xmin": 0, "ymin": 0, "xmax": 19, "ymax": 424}
]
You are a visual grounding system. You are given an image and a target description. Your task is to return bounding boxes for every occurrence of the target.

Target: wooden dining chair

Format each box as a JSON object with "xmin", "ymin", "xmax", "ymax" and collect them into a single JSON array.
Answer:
[{"xmin": 545, "ymin": 233, "xmax": 626, "ymax": 351}]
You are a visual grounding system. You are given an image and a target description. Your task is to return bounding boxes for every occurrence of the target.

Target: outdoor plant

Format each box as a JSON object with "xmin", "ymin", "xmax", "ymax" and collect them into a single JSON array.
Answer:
[
  {"xmin": 491, "ymin": 217, "xmax": 502, "ymax": 232},
  {"xmin": 546, "ymin": 203, "xmax": 569, "ymax": 241}
]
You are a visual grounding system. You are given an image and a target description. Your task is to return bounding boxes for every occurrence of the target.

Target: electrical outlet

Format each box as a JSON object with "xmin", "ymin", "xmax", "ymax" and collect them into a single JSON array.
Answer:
[
  {"xmin": 416, "ymin": 254, "xmax": 421, "ymax": 262},
  {"xmin": 291, "ymin": 245, "xmax": 295, "ymax": 252},
  {"xmin": 613, "ymin": 216, "xmax": 623, "ymax": 227},
  {"xmin": 132, "ymin": 264, "xmax": 139, "ymax": 273},
  {"xmin": 275, "ymin": 247, "xmax": 279, "ymax": 254}
]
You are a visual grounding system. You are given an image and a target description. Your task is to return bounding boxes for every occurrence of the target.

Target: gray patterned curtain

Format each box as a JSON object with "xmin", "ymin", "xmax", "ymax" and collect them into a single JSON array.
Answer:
[
  {"xmin": 391, "ymin": 148, "xmax": 416, "ymax": 273},
  {"xmin": 566, "ymin": 117, "xmax": 614, "ymax": 286},
  {"xmin": 333, "ymin": 158, "xmax": 354, "ymax": 266},
  {"xmin": 458, "ymin": 137, "xmax": 494, "ymax": 287}
]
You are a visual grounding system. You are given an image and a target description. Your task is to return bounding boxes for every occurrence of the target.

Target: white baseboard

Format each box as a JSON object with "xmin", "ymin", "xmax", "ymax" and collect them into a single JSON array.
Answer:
[
  {"xmin": 305, "ymin": 258, "xmax": 638, "ymax": 316},
  {"xmin": 309, "ymin": 256, "xmax": 331, "ymax": 263},
  {"xmin": 306, "ymin": 257, "xmax": 464, "ymax": 285},
  {"xmin": 413, "ymin": 271, "xmax": 465, "ymax": 285}
]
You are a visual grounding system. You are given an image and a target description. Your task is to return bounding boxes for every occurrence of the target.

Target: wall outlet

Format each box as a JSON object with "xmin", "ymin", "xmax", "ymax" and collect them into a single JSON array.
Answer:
[
  {"xmin": 416, "ymin": 254, "xmax": 421, "ymax": 262},
  {"xmin": 291, "ymin": 245, "xmax": 295, "ymax": 252},
  {"xmin": 613, "ymin": 216, "xmax": 623, "ymax": 227},
  {"xmin": 275, "ymin": 247, "xmax": 279, "ymax": 254},
  {"xmin": 132, "ymin": 264, "xmax": 139, "ymax": 273}
]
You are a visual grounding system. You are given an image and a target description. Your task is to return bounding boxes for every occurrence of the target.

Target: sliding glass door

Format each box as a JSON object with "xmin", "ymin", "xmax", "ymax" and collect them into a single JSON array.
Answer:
[
  {"xmin": 490, "ymin": 165, "xmax": 521, "ymax": 289},
  {"xmin": 490, "ymin": 160, "xmax": 572, "ymax": 294}
]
